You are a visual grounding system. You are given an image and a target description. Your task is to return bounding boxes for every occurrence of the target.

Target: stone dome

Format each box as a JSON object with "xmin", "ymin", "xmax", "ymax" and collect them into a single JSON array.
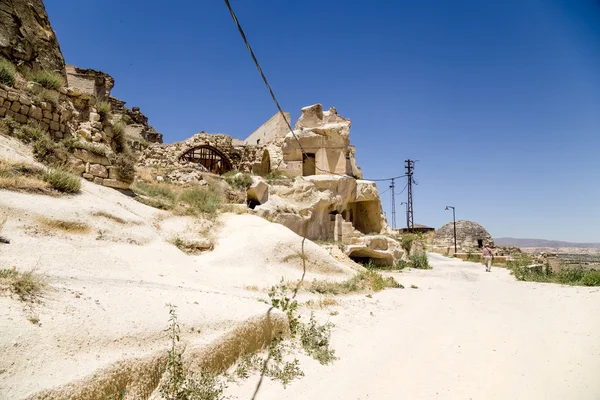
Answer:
[{"xmin": 433, "ymin": 220, "xmax": 493, "ymax": 252}]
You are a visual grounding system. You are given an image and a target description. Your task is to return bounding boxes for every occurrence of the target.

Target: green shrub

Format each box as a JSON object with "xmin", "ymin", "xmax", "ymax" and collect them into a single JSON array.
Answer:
[
  {"xmin": 113, "ymin": 153, "xmax": 135, "ymax": 183},
  {"xmin": 96, "ymin": 100, "xmax": 111, "ymax": 117},
  {"xmin": 400, "ymin": 233, "xmax": 417, "ymax": 253},
  {"xmin": 223, "ymin": 171, "xmax": 253, "ymax": 190},
  {"xmin": 180, "ymin": 188, "xmax": 222, "ymax": 214},
  {"xmin": 30, "ymin": 70, "xmax": 65, "ymax": 90},
  {"xmin": 578, "ymin": 270, "xmax": 600, "ymax": 286},
  {"xmin": 112, "ymin": 121, "xmax": 127, "ymax": 153},
  {"xmin": 42, "ymin": 168, "xmax": 81, "ymax": 193},
  {"xmin": 131, "ymin": 181, "xmax": 177, "ymax": 210},
  {"xmin": 300, "ymin": 313, "xmax": 336, "ymax": 365},
  {"xmin": 32, "ymin": 134, "xmax": 68, "ymax": 164},
  {"xmin": 0, "ymin": 58, "xmax": 17, "ymax": 87},
  {"xmin": 308, "ymin": 270, "xmax": 400, "ymax": 295},
  {"xmin": 121, "ymin": 114, "xmax": 133, "ymax": 125},
  {"xmin": 409, "ymin": 253, "xmax": 431, "ymax": 269},
  {"xmin": 34, "ymin": 89, "xmax": 60, "ymax": 107},
  {"xmin": 12, "ymin": 121, "xmax": 44, "ymax": 144}
]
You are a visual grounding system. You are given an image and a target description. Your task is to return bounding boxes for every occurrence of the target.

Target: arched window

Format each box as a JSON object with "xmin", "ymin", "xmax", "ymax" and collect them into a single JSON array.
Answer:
[{"xmin": 179, "ymin": 145, "xmax": 233, "ymax": 175}]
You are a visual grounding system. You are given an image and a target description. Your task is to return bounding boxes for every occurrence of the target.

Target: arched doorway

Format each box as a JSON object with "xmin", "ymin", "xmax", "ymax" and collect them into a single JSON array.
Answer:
[{"xmin": 179, "ymin": 145, "xmax": 233, "ymax": 175}]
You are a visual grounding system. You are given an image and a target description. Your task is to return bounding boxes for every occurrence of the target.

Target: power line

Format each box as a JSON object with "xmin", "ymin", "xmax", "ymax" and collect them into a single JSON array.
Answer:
[{"xmin": 223, "ymin": 0, "xmax": 404, "ymax": 184}]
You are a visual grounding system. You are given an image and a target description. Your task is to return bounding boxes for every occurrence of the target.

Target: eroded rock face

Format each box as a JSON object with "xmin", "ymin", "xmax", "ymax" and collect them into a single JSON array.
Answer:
[
  {"xmin": 345, "ymin": 235, "xmax": 404, "ymax": 267},
  {"xmin": 254, "ymin": 175, "xmax": 386, "ymax": 242},
  {"xmin": 0, "ymin": 0, "xmax": 66, "ymax": 76}
]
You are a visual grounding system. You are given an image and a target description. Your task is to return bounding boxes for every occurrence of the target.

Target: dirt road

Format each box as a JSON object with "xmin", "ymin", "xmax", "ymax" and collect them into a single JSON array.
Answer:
[{"xmin": 230, "ymin": 253, "xmax": 600, "ymax": 400}]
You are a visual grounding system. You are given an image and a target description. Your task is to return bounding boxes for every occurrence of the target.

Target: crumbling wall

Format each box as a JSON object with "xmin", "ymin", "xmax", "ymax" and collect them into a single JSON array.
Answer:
[
  {"xmin": 138, "ymin": 133, "xmax": 266, "ymax": 177},
  {"xmin": 280, "ymin": 104, "xmax": 363, "ymax": 179},
  {"xmin": 245, "ymin": 111, "xmax": 291, "ymax": 145}
]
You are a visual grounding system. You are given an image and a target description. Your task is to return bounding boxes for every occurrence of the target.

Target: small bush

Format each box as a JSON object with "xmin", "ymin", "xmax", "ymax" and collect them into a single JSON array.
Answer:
[
  {"xmin": 401, "ymin": 233, "xmax": 417, "ymax": 253},
  {"xmin": 300, "ymin": 313, "xmax": 336, "ymax": 365},
  {"xmin": 32, "ymin": 135, "xmax": 68, "ymax": 165},
  {"xmin": 35, "ymin": 88, "xmax": 60, "ymax": 107},
  {"xmin": 308, "ymin": 270, "xmax": 400, "ymax": 295},
  {"xmin": 223, "ymin": 171, "xmax": 253, "ymax": 190},
  {"xmin": 113, "ymin": 153, "xmax": 135, "ymax": 183},
  {"xmin": 160, "ymin": 304, "xmax": 227, "ymax": 400},
  {"xmin": 112, "ymin": 121, "xmax": 127, "ymax": 153},
  {"xmin": 0, "ymin": 58, "xmax": 17, "ymax": 87},
  {"xmin": 180, "ymin": 188, "xmax": 222, "ymax": 215},
  {"xmin": 409, "ymin": 253, "xmax": 431, "ymax": 269},
  {"xmin": 96, "ymin": 101, "xmax": 111, "ymax": 118},
  {"xmin": 12, "ymin": 121, "xmax": 44, "ymax": 144},
  {"xmin": 0, "ymin": 267, "xmax": 45, "ymax": 302},
  {"xmin": 42, "ymin": 168, "xmax": 81, "ymax": 193},
  {"xmin": 30, "ymin": 70, "xmax": 64, "ymax": 90}
]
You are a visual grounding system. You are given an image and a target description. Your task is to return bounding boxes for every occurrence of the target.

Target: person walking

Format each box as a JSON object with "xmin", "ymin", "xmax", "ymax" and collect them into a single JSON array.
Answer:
[{"xmin": 482, "ymin": 243, "xmax": 493, "ymax": 272}]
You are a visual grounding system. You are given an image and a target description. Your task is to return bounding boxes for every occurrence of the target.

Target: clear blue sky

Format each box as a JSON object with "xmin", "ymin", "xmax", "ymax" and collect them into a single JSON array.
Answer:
[{"xmin": 45, "ymin": 0, "xmax": 600, "ymax": 242}]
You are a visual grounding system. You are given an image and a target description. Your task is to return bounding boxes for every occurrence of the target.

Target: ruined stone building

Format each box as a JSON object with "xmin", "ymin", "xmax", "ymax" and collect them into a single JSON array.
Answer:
[{"xmin": 432, "ymin": 220, "xmax": 494, "ymax": 254}]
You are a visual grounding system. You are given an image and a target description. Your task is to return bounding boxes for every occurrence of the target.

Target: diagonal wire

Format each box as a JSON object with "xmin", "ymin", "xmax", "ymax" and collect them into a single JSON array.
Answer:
[{"xmin": 223, "ymin": 0, "xmax": 405, "ymax": 183}]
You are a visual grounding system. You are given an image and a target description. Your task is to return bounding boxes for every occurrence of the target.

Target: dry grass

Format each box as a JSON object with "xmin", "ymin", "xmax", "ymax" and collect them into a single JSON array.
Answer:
[
  {"xmin": 0, "ymin": 158, "xmax": 51, "ymax": 193},
  {"xmin": 0, "ymin": 267, "xmax": 45, "ymax": 302},
  {"xmin": 38, "ymin": 217, "xmax": 90, "ymax": 234},
  {"xmin": 171, "ymin": 237, "xmax": 214, "ymax": 254},
  {"xmin": 305, "ymin": 296, "xmax": 339, "ymax": 309},
  {"xmin": 91, "ymin": 211, "xmax": 127, "ymax": 224},
  {"xmin": 307, "ymin": 270, "xmax": 401, "ymax": 295}
]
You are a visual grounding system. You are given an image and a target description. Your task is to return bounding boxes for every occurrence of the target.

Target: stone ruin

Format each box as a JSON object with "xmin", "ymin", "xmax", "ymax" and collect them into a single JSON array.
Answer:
[
  {"xmin": 136, "ymin": 105, "xmax": 404, "ymax": 265},
  {"xmin": 432, "ymin": 220, "xmax": 494, "ymax": 254}
]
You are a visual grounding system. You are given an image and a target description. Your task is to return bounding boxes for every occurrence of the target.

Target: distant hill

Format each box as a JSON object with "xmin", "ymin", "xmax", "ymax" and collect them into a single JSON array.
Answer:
[{"xmin": 495, "ymin": 238, "xmax": 600, "ymax": 249}]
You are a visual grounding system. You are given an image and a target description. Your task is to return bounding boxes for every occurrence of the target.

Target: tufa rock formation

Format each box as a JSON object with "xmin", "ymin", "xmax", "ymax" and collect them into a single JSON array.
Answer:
[{"xmin": 0, "ymin": 0, "xmax": 66, "ymax": 76}]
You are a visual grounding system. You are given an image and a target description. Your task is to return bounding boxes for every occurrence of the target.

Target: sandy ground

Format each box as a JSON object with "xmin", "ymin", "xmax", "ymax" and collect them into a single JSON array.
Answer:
[
  {"xmin": 0, "ymin": 134, "xmax": 357, "ymax": 399},
  {"xmin": 228, "ymin": 253, "xmax": 600, "ymax": 400}
]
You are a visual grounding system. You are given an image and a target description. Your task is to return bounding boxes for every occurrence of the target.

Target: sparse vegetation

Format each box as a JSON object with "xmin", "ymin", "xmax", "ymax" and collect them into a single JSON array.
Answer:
[
  {"xmin": 30, "ymin": 69, "xmax": 65, "ymax": 90},
  {"xmin": 160, "ymin": 304, "xmax": 226, "ymax": 400},
  {"xmin": 0, "ymin": 267, "xmax": 45, "ymax": 302},
  {"xmin": 179, "ymin": 189, "xmax": 222, "ymax": 215},
  {"xmin": 0, "ymin": 158, "xmax": 50, "ymax": 192},
  {"xmin": 96, "ymin": 100, "xmax": 111, "ymax": 118},
  {"xmin": 265, "ymin": 169, "xmax": 292, "ymax": 183},
  {"xmin": 308, "ymin": 270, "xmax": 400, "ymax": 295},
  {"xmin": 410, "ymin": 284, "xmax": 418, "ymax": 289},
  {"xmin": 300, "ymin": 313, "xmax": 336, "ymax": 365},
  {"xmin": 223, "ymin": 171, "xmax": 253, "ymax": 190},
  {"xmin": 172, "ymin": 237, "xmax": 213, "ymax": 254},
  {"xmin": 91, "ymin": 211, "xmax": 127, "ymax": 224},
  {"xmin": 42, "ymin": 168, "xmax": 81, "ymax": 193},
  {"xmin": 72, "ymin": 140, "xmax": 108, "ymax": 157},
  {"xmin": 400, "ymin": 233, "xmax": 417, "ymax": 253},
  {"xmin": 113, "ymin": 153, "xmax": 135, "ymax": 183},
  {"xmin": 111, "ymin": 121, "xmax": 127, "ymax": 153},
  {"xmin": 0, "ymin": 58, "xmax": 17, "ymax": 87},
  {"xmin": 409, "ymin": 253, "xmax": 431, "ymax": 269},
  {"xmin": 121, "ymin": 114, "xmax": 133, "ymax": 125},
  {"xmin": 505, "ymin": 254, "xmax": 600, "ymax": 286},
  {"xmin": 38, "ymin": 217, "xmax": 90, "ymax": 234},
  {"xmin": 34, "ymin": 88, "xmax": 60, "ymax": 107}
]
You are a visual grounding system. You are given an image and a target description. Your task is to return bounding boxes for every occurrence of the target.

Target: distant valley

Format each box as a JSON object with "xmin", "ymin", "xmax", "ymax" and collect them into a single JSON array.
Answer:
[{"xmin": 495, "ymin": 238, "xmax": 600, "ymax": 249}]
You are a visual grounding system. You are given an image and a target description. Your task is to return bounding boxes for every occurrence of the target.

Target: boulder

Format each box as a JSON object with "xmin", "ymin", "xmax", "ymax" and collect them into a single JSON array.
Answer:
[
  {"xmin": 89, "ymin": 164, "xmax": 108, "ymax": 178},
  {"xmin": 247, "ymin": 177, "xmax": 269, "ymax": 205},
  {"xmin": 103, "ymin": 179, "xmax": 130, "ymax": 190}
]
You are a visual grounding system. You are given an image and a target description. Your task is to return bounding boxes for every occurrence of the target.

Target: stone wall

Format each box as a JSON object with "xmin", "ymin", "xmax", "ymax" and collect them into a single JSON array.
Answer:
[
  {"xmin": 65, "ymin": 65, "xmax": 114, "ymax": 100},
  {"xmin": 432, "ymin": 220, "xmax": 494, "ymax": 253},
  {"xmin": 138, "ymin": 132, "xmax": 267, "ymax": 177},
  {"xmin": 281, "ymin": 104, "xmax": 363, "ymax": 179},
  {"xmin": 245, "ymin": 111, "xmax": 291, "ymax": 145}
]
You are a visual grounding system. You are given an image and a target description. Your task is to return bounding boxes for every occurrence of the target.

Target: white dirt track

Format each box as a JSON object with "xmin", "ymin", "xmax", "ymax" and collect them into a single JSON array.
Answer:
[{"xmin": 228, "ymin": 253, "xmax": 600, "ymax": 400}]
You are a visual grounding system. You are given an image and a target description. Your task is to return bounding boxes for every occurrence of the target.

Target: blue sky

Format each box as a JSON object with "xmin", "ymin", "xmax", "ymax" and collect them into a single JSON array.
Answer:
[{"xmin": 45, "ymin": 0, "xmax": 600, "ymax": 242}]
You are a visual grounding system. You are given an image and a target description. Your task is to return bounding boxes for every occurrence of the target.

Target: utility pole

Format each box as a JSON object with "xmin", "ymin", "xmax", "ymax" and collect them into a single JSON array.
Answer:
[
  {"xmin": 405, "ymin": 159, "xmax": 415, "ymax": 232},
  {"xmin": 390, "ymin": 178, "xmax": 396, "ymax": 229}
]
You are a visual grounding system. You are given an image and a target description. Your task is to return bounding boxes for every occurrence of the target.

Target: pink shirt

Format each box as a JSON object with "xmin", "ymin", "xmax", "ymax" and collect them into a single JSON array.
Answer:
[{"xmin": 482, "ymin": 247, "xmax": 493, "ymax": 257}]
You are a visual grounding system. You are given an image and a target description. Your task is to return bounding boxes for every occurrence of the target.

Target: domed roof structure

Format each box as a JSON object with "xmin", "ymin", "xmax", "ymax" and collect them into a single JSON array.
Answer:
[{"xmin": 433, "ymin": 220, "xmax": 493, "ymax": 252}]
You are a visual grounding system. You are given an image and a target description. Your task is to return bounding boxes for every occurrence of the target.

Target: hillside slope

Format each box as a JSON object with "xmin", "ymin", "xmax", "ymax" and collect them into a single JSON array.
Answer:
[{"xmin": 495, "ymin": 237, "xmax": 600, "ymax": 249}]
